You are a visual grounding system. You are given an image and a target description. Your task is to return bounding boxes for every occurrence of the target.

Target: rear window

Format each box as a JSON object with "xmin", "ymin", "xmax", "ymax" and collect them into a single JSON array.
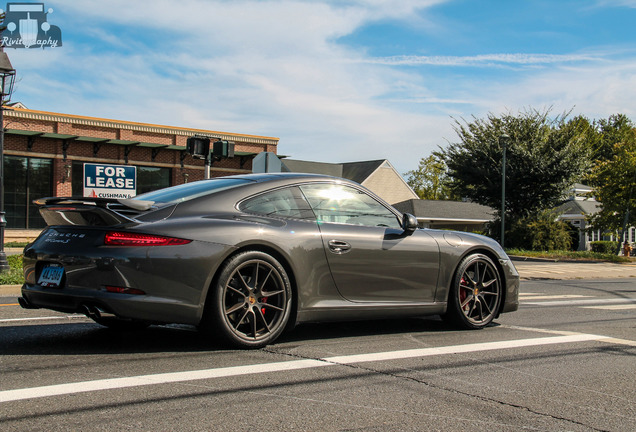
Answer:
[{"xmin": 134, "ymin": 178, "xmax": 251, "ymax": 204}]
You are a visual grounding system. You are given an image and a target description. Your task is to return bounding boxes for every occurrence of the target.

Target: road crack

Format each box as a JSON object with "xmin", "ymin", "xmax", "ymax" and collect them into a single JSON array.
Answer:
[{"xmin": 263, "ymin": 347, "xmax": 610, "ymax": 432}]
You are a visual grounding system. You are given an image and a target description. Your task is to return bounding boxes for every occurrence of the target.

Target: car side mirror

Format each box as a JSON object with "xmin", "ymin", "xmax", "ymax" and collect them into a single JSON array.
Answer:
[{"xmin": 402, "ymin": 213, "xmax": 418, "ymax": 232}]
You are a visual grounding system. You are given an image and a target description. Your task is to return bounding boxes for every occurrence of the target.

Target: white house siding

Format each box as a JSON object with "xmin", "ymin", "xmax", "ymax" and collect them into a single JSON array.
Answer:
[{"xmin": 361, "ymin": 163, "xmax": 418, "ymax": 205}]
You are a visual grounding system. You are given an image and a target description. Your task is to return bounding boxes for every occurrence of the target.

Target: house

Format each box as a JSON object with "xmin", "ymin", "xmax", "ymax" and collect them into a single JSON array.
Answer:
[
  {"xmin": 555, "ymin": 184, "xmax": 601, "ymax": 251},
  {"xmin": 555, "ymin": 183, "xmax": 634, "ymax": 251},
  {"xmin": 393, "ymin": 199, "xmax": 494, "ymax": 232},
  {"xmin": 252, "ymin": 154, "xmax": 418, "ymax": 205}
]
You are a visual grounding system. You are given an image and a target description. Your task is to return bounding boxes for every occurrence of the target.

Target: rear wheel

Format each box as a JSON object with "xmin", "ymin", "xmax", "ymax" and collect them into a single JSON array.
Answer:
[
  {"xmin": 205, "ymin": 251, "xmax": 292, "ymax": 348},
  {"xmin": 444, "ymin": 253, "xmax": 501, "ymax": 329}
]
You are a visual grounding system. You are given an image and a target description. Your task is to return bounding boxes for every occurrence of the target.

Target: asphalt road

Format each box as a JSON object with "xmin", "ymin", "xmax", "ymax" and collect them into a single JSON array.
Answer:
[{"xmin": 1, "ymin": 277, "xmax": 635, "ymax": 431}]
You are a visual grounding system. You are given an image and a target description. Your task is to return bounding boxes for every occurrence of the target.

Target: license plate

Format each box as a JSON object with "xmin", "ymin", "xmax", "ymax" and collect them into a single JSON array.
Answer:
[{"xmin": 38, "ymin": 265, "xmax": 64, "ymax": 288}]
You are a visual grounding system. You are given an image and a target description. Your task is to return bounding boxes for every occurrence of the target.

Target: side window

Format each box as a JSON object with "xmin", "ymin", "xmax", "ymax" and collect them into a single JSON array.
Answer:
[
  {"xmin": 239, "ymin": 186, "xmax": 315, "ymax": 220},
  {"xmin": 300, "ymin": 184, "xmax": 401, "ymax": 229}
]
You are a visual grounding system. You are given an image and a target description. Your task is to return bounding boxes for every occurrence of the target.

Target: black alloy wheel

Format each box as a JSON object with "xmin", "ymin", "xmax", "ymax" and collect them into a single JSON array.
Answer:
[
  {"xmin": 445, "ymin": 253, "xmax": 501, "ymax": 329},
  {"xmin": 209, "ymin": 251, "xmax": 292, "ymax": 348}
]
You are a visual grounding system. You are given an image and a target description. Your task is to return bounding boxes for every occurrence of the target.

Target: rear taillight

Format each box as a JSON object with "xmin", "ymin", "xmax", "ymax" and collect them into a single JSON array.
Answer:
[
  {"xmin": 104, "ymin": 231, "xmax": 192, "ymax": 246},
  {"xmin": 105, "ymin": 285, "xmax": 146, "ymax": 295}
]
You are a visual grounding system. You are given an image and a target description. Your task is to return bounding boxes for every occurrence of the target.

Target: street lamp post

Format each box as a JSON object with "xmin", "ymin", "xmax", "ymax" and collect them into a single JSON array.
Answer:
[
  {"xmin": 0, "ymin": 50, "xmax": 16, "ymax": 272},
  {"xmin": 499, "ymin": 134, "xmax": 510, "ymax": 249}
]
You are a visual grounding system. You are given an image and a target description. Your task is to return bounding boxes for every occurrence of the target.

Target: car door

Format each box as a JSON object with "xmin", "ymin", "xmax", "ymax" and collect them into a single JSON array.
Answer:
[{"xmin": 300, "ymin": 183, "xmax": 440, "ymax": 303}]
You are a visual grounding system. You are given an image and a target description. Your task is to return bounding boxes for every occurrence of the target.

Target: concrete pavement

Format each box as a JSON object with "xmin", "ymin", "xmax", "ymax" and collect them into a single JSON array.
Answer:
[{"xmin": 513, "ymin": 259, "xmax": 636, "ymax": 280}]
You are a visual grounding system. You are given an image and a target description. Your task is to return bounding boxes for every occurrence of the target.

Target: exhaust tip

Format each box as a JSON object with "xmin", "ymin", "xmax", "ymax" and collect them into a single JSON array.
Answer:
[
  {"xmin": 18, "ymin": 297, "xmax": 38, "ymax": 310},
  {"xmin": 81, "ymin": 304, "xmax": 101, "ymax": 321}
]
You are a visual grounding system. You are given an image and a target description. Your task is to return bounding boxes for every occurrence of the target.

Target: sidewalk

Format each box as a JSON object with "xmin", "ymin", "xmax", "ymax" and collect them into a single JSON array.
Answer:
[{"xmin": 513, "ymin": 259, "xmax": 636, "ymax": 280}]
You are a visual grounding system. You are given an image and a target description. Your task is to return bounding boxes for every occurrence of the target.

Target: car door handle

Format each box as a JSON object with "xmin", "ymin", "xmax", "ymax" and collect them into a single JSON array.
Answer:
[{"xmin": 328, "ymin": 240, "xmax": 351, "ymax": 254}]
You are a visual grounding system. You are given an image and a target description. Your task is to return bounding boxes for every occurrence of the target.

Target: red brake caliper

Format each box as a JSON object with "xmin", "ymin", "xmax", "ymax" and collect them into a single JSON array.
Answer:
[{"xmin": 261, "ymin": 297, "xmax": 268, "ymax": 316}]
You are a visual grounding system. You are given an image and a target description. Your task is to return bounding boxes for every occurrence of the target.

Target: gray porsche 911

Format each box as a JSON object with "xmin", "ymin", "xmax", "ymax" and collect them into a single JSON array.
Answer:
[{"xmin": 20, "ymin": 173, "xmax": 519, "ymax": 348}]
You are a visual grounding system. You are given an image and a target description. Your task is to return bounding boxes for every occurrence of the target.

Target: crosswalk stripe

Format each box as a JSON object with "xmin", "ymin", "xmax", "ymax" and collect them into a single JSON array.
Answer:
[
  {"xmin": 581, "ymin": 305, "xmax": 636, "ymax": 310},
  {"xmin": 520, "ymin": 295, "xmax": 592, "ymax": 300}
]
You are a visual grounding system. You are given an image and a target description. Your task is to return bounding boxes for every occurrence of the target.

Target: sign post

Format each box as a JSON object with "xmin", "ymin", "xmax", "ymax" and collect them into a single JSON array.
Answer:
[{"xmin": 83, "ymin": 163, "xmax": 136, "ymax": 198}]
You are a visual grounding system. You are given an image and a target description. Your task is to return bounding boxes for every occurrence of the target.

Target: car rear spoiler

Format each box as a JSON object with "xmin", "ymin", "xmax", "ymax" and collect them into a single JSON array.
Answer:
[
  {"xmin": 33, "ymin": 197, "xmax": 155, "ymax": 211},
  {"xmin": 33, "ymin": 197, "xmax": 156, "ymax": 227}
]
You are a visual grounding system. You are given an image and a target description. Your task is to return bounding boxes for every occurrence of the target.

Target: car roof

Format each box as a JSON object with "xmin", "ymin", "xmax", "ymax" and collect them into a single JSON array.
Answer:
[{"xmin": 223, "ymin": 172, "xmax": 342, "ymax": 183}]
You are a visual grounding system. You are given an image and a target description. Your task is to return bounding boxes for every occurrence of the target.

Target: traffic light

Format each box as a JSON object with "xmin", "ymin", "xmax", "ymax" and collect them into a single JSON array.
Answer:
[
  {"xmin": 186, "ymin": 136, "xmax": 210, "ymax": 159},
  {"xmin": 213, "ymin": 140, "xmax": 235, "ymax": 159}
]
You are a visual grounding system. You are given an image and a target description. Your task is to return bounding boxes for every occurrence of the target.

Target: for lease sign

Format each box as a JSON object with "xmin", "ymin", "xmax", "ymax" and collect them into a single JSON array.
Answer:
[{"xmin": 83, "ymin": 163, "xmax": 137, "ymax": 198}]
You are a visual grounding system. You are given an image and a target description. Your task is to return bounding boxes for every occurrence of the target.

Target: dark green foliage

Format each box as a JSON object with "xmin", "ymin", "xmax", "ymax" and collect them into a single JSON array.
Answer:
[
  {"xmin": 404, "ymin": 154, "xmax": 456, "ymax": 200},
  {"xmin": 0, "ymin": 255, "xmax": 24, "ymax": 285},
  {"xmin": 590, "ymin": 241, "xmax": 620, "ymax": 254},
  {"xmin": 586, "ymin": 140, "xmax": 636, "ymax": 232},
  {"xmin": 591, "ymin": 114, "xmax": 636, "ymax": 163},
  {"xmin": 501, "ymin": 211, "xmax": 572, "ymax": 251},
  {"xmin": 439, "ymin": 109, "xmax": 590, "ymax": 222},
  {"xmin": 437, "ymin": 108, "xmax": 590, "ymax": 248}
]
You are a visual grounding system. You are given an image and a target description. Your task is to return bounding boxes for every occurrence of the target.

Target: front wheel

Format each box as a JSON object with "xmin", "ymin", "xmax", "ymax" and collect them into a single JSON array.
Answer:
[
  {"xmin": 204, "ymin": 251, "xmax": 292, "ymax": 348},
  {"xmin": 444, "ymin": 253, "xmax": 502, "ymax": 329}
]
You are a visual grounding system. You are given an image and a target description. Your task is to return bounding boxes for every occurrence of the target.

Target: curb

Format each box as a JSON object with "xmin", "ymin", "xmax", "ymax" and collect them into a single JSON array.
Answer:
[
  {"xmin": 509, "ymin": 255, "xmax": 633, "ymax": 264},
  {"xmin": 0, "ymin": 284, "xmax": 22, "ymax": 296},
  {"xmin": 510, "ymin": 255, "xmax": 559, "ymax": 263}
]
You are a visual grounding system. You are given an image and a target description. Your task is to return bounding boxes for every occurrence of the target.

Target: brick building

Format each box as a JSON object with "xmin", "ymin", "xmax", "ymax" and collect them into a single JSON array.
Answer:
[{"xmin": 3, "ymin": 107, "xmax": 279, "ymax": 229}]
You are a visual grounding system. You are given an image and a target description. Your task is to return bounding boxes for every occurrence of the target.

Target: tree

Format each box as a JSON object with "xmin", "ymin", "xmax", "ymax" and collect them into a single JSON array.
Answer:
[
  {"xmin": 586, "ymin": 140, "xmax": 636, "ymax": 235},
  {"xmin": 438, "ymin": 108, "xmax": 590, "ymax": 245},
  {"xmin": 591, "ymin": 114, "xmax": 636, "ymax": 163},
  {"xmin": 404, "ymin": 154, "xmax": 454, "ymax": 200},
  {"xmin": 507, "ymin": 210, "xmax": 573, "ymax": 251}
]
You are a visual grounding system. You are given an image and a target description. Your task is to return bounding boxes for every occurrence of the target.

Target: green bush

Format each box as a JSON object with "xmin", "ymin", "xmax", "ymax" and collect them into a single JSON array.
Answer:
[
  {"xmin": 505, "ymin": 248, "xmax": 628, "ymax": 263},
  {"xmin": 503, "ymin": 211, "xmax": 572, "ymax": 251},
  {"xmin": 0, "ymin": 254, "xmax": 24, "ymax": 285},
  {"xmin": 590, "ymin": 241, "xmax": 619, "ymax": 254}
]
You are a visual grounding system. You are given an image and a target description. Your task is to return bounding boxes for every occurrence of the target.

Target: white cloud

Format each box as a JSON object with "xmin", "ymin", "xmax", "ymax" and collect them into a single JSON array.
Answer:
[
  {"xmin": 367, "ymin": 53, "xmax": 605, "ymax": 67},
  {"xmin": 8, "ymin": 0, "xmax": 636, "ymax": 175}
]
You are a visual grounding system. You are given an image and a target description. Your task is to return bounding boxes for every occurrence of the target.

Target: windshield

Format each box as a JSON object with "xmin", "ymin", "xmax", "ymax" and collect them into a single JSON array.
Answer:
[{"xmin": 134, "ymin": 178, "xmax": 252, "ymax": 204}]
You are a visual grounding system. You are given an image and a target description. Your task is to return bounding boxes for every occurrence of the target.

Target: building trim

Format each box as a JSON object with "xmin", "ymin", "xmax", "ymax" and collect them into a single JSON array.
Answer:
[
  {"xmin": 5, "ymin": 107, "xmax": 280, "ymax": 146},
  {"xmin": 4, "ymin": 150, "xmax": 252, "ymax": 173}
]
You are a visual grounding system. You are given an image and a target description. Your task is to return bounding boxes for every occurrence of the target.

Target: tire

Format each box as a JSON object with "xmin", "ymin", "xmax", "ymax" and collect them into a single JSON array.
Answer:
[
  {"xmin": 205, "ymin": 251, "xmax": 292, "ymax": 348},
  {"xmin": 444, "ymin": 253, "xmax": 502, "ymax": 329}
]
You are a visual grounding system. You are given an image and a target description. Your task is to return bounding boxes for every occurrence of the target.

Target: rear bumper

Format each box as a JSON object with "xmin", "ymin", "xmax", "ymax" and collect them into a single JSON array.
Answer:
[{"xmin": 20, "ymin": 283, "xmax": 201, "ymax": 325}]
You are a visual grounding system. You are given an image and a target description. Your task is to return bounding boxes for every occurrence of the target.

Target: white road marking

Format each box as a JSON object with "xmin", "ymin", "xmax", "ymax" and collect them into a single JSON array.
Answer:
[
  {"xmin": 519, "ymin": 294, "xmax": 592, "ymax": 300},
  {"xmin": 0, "ymin": 333, "xmax": 612, "ymax": 404},
  {"xmin": 0, "ymin": 315, "xmax": 86, "ymax": 323},
  {"xmin": 581, "ymin": 304, "xmax": 636, "ymax": 310},
  {"xmin": 524, "ymin": 298, "xmax": 636, "ymax": 307}
]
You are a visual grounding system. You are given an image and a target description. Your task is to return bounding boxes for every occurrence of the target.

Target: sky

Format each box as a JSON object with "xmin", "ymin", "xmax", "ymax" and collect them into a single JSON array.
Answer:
[{"xmin": 4, "ymin": 0, "xmax": 636, "ymax": 175}]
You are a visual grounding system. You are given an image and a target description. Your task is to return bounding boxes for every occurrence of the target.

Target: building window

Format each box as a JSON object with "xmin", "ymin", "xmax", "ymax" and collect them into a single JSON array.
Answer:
[
  {"xmin": 71, "ymin": 162, "xmax": 171, "ymax": 196},
  {"xmin": 4, "ymin": 155, "xmax": 53, "ymax": 229},
  {"xmin": 137, "ymin": 166, "xmax": 171, "ymax": 194}
]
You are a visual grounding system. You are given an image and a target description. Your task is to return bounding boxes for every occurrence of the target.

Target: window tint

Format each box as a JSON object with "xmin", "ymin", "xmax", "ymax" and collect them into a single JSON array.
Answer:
[
  {"xmin": 300, "ymin": 184, "xmax": 401, "ymax": 228},
  {"xmin": 240, "ymin": 187, "xmax": 315, "ymax": 220}
]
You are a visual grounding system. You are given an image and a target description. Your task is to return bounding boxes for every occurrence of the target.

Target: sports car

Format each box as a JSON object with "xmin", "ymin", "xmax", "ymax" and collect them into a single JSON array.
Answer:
[{"xmin": 20, "ymin": 173, "xmax": 519, "ymax": 348}]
